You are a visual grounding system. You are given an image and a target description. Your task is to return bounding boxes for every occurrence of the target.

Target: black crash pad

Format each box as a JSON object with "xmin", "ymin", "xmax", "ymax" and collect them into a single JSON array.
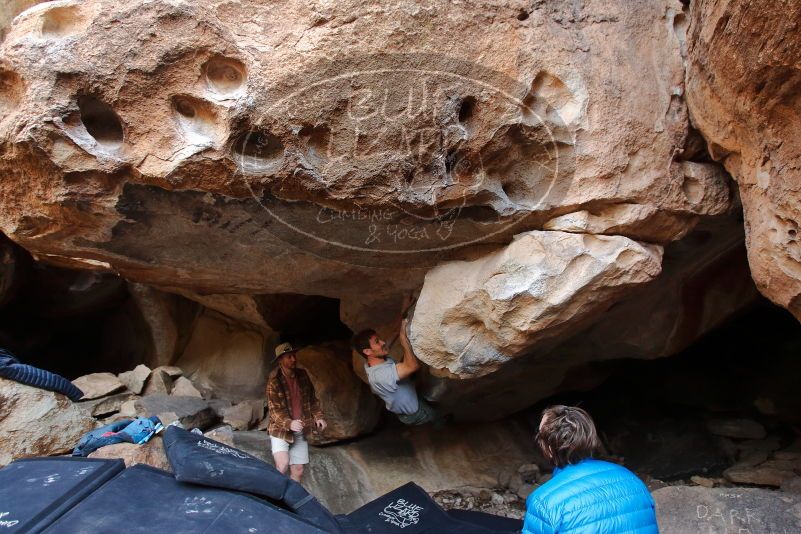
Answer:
[
  {"xmin": 162, "ymin": 426, "xmax": 343, "ymax": 533},
  {"xmin": 42, "ymin": 464, "xmax": 330, "ymax": 534},
  {"xmin": 0, "ymin": 457, "xmax": 124, "ymax": 533},
  {"xmin": 344, "ymin": 482, "xmax": 513, "ymax": 533},
  {"xmin": 447, "ymin": 509, "xmax": 522, "ymax": 532}
]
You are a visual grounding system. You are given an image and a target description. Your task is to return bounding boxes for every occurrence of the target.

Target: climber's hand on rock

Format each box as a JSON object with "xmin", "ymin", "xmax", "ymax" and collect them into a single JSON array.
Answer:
[{"xmin": 290, "ymin": 419, "xmax": 304, "ymax": 432}]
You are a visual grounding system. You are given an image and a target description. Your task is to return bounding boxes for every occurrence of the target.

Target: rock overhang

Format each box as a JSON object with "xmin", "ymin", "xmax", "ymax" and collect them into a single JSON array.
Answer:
[{"xmin": 0, "ymin": 0, "xmax": 757, "ymax": 417}]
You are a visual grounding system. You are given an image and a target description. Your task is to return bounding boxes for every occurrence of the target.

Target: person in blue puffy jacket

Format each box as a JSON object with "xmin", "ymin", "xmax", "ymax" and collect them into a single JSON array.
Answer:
[{"xmin": 523, "ymin": 405, "xmax": 658, "ymax": 534}]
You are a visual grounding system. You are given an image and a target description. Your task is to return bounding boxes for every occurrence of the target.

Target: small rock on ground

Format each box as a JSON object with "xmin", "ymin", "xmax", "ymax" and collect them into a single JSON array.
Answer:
[{"xmin": 431, "ymin": 487, "xmax": 525, "ymax": 520}]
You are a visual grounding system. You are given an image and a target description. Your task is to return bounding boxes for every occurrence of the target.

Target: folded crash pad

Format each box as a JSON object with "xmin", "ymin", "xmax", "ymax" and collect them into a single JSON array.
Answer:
[
  {"xmin": 163, "ymin": 426, "xmax": 343, "ymax": 533},
  {"xmin": 43, "ymin": 464, "xmax": 329, "ymax": 534},
  {"xmin": 0, "ymin": 457, "xmax": 124, "ymax": 533},
  {"xmin": 344, "ymin": 482, "xmax": 512, "ymax": 534},
  {"xmin": 447, "ymin": 509, "xmax": 522, "ymax": 532}
]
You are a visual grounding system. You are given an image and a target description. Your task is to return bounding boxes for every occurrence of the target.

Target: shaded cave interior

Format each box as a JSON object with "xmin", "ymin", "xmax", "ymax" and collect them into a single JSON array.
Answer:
[
  {"xmin": 0, "ymin": 241, "xmax": 352, "ymax": 379},
  {"xmin": 1, "ymin": 233, "xmax": 799, "ymax": 481}
]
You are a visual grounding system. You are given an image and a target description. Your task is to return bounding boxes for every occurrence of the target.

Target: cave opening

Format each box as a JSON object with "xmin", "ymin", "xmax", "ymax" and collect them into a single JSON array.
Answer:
[
  {"xmin": 259, "ymin": 293, "xmax": 352, "ymax": 348},
  {"xmin": 526, "ymin": 297, "xmax": 801, "ymax": 485},
  {"xmin": 0, "ymin": 244, "xmax": 149, "ymax": 379},
  {"xmin": 0, "ymin": 236, "xmax": 356, "ymax": 386}
]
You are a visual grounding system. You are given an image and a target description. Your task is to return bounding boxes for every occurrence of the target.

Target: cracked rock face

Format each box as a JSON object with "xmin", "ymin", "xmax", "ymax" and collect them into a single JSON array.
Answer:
[
  {"xmin": 0, "ymin": 377, "xmax": 96, "ymax": 466},
  {"xmin": 686, "ymin": 0, "xmax": 801, "ymax": 319},
  {"xmin": 0, "ymin": 0, "xmax": 720, "ymax": 319},
  {"xmin": 0, "ymin": 0, "xmax": 752, "ymax": 412},
  {"xmin": 418, "ymin": 215, "xmax": 758, "ymax": 420},
  {"xmin": 411, "ymin": 231, "xmax": 663, "ymax": 377}
]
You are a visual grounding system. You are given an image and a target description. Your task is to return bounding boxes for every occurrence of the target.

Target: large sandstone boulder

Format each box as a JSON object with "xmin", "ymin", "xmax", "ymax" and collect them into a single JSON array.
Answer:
[
  {"xmin": 0, "ymin": 0, "xmax": 721, "ymax": 330},
  {"xmin": 72, "ymin": 372, "xmax": 125, "ymax": 399},
  {"xmin": 127, "ymin": 284, "xmax": 185, "ymax": 368},
  {"xmin": 296, "ymin": 344, "xmax": 381, "ymax": 444},
  {"xmin": 686, "ymin": 0, "xmax": 801, "ymax": 319},
  {"xmin": 0, "ymin": 377, "xmax": 96, "ymax": 466},
  {"xmin": 88, "ymin": 436, "xmax": 171, "ymax": 471},
  {"xmin": 0, "ymin": 0, "xmax": 759, "ymax": 416},
  {"xmin": 117, "ymin": 364, "xmax": 151, "ymax": 394},
  {"xmin": 174, "ymin": 311, "xmax": 271, "ymax": 402},
  {"xmin": 133, "ymin": 394, "xmax": 217, "ymax": 430},
  {"xmin": 417, "ymin": 214, "xmax": 757, "ymax": 419},
  {"xmin": 411, "ymin": 231, "xmax": 663, "ymax": 377}
]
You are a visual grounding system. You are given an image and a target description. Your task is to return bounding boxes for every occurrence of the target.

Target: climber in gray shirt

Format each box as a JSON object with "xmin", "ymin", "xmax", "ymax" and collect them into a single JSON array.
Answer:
[{"xmin": 351, "ymin": 314, "xmax": 438, "ymax": 426}]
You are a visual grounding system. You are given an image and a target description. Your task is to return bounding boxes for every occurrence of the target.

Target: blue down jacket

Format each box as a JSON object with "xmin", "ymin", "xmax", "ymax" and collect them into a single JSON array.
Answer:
[{"xmin": 523, "ymin": 458, "xmax": 657, "ymax": 534}]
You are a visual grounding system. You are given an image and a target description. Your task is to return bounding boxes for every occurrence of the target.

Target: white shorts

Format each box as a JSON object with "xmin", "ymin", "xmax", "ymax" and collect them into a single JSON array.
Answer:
[{"xmin": 270, "ymin": 432, "xmax": 309, "ymax": 465}]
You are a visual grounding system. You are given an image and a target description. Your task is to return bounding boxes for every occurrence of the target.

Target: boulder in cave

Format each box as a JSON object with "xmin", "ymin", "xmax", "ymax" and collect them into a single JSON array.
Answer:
[
  {"xmin": 654, "ymin": 486, "xmax": 801, "ymax": 533},
  {"xmin": 88, "ymin": 437, "xmax": 171, "ymax": 472},
  {"xmin": 686, "ymin": 0, "xmax": 801, "ymax": 319},
  {"xmin": 296, "ymin": 344, "xmax": 381, "ymax": 444},
  {"xmin": 117, "ymin": 364, "xmax": 151, "ymax": 395},
  {"xmin": 72, "ymin": 372, "xmax": 125, "ymax": 400},
  {"xmin": 171, "ymin": 376, "xmax": 202, "ymax": 398},
  {"xmin": 0, "ymin": 377, "xmax": 96, "ymax": 466},
  {"xmin": 142, "ymin": 368, "xmax": 173, "ymax": 396},
  {"xmin": 411, "ymin": 231, "xmax": 663, "ymax": 377},
  {"xmin": 417, "ymin": 215, "xmax": 759, "ymax": 420},
  {"xmin": 0, "ymin": 0, "xmax": 717, "ymax": 331},
  {"xmin": 175, "ymin": 311, "xmax": 270, "ymax": 402},
  {"xmin": 133, "ymin": 394, "xmax": 217, "ymax": 430},
  {"xmin": 0, "ymin": 0, "xmax": 776, "ymax": 421}
]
